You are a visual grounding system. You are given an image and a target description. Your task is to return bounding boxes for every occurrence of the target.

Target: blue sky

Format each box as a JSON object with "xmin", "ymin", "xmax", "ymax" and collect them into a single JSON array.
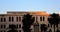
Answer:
[{"xmin": 0, "ymin": 0, "xmax": 60, "ymax": 14}]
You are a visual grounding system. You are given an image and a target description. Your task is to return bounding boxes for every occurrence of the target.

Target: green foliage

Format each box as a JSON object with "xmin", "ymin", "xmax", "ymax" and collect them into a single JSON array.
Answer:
[
  {"xmin": 48, "ymin": 13, "xmax": 60, "ymax": 25},
  {"xmin": 22, "ymin": 14, "xmax": 34, "ymax": 32},
  {"xmin": 48, "ymin": 13, "xmax": 60, "ymax": 32},
  {"xmin": 40, "ymin": 24, "xmax": 47, "ymax": 32}
]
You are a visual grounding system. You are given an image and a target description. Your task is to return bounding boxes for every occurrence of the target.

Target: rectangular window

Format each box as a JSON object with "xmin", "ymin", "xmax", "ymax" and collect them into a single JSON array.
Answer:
[
  {"xmin": 51, "ymin": 24, "xmax": 52, "ymax": 28},
  {"xmin": 12, "ymin": 17, "xmax": 14, "ymax": 21},
  {"xmin": 0, "ymin": 31, "xmax": 2, "ymax": 32},
  {"xmin": 19, "ymin": 24, "xmax": 21, "ymax": 28},
  {"xmin": 4, "ymin": 18, "xmax": 6, "ymax": 22},
  {"xmin": 0, "ymin": 30, "xmax": 5, "ymax": 32},
  {"xmin": 1, "ymin": 18, "xmax": 3, "ymax": 22},
  {"xmin": 40, "ymin": 17, "xmax": 42, "ymax": 21},
  {"xmin": 4, "ymin": 30, "xmax": 6, "ymax": 32},
  {"xmin": 1, "ymin": 25, "xmax": 3, "ymax": 29},
  {"xmin": 9, "ymin": 17, "xmax": 14, "ymax": 22},
  {"xmin": 1, "ymin": 24, "xmax": 6, "ymax": 29},
  {"xmin": 16, "ymin": 17, "xmax": 21, "ymax": 22},
  {"xmin": 17, "ymin": 30, "xmax": 18, "ymax": 32},
  {"xmin": 4, "ymin": 25, "xmax": 6, "ymax": 28},
  {"xmin": 19, "ymin": 30, "xmax": 21, "ymax": 32},
  {"xmin": 19, "ymin": 17, "xmax": 21, "ymax": 21},
  {"xmin": 0, "ymin": 17, "xmax": 6, "ymax": 22},
  {"xmin": 43, "ymin": 17, "xmax": 45, "ymax": 21},
  {"xmin": 9, "ymin": 17, "xmax": 11, "ymax": 21},
  {"xmin": 16, "ymin": 24, "xmax": 18, "ymax": 28},
  {"xmin": 16, "ymin": 17, "xmax": 18, "ymax": 21}
]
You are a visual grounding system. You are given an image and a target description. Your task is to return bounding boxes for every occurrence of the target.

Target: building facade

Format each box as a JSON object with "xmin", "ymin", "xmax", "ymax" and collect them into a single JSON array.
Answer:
[{"xmin": 0, "ymin": 11, "xmax": 60, "ymax": 32}]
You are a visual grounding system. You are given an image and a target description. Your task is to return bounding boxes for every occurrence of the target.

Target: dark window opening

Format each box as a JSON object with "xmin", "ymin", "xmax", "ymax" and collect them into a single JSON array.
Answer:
[
  {"xmin": 1, "ymin": 25, "xmax": 6, "ymax": 29},
  {"xmin": 1, "ymin": 25, "xmax": 3, "ymax": 29},
  {"xmin": 4, "ymin": 30, "xmax": 5, "ymax": 32},
  {"xmin": 16, "ymin": 24, "xmax": 18, "ymax": 28},
  {"xmin": 43, "ymin": 16, "xmax": 45, "ymax": 21},
  {"xmin": 12, "ymin": 17, "xmax": 14, "ymax": 21},
  {"xmin": 19, "ymin": 17, "xmax": 21, "ymax": 21},
  {"xmin": 4, "ymin": 18, "xmax": 6, "ymax": 22},
  {"xmin": 9, "ymin": 17, "xmax": 11, "ymax": 21},
  {"xmin": 16, "ymin": 17, "xmax": 18, "ymax": 21},
  {"xmin": 0, "ymin": 30, "xmax": 6, "ymax": 32},
  {"xmin": 1, "ymin": 18, "xmax": 3, "ymax": 22},
  {"xmin": 0, "ymin": 31, "xmax": 2, "ymax": 32},
  {"xmin": 40, "ymin": 17, "xmax": 42, "ymax": 21},
  {"xmin": 48, "ymin": 24, "xmax": 50, "ymax": 27},
  {"xmin": 19, "ymin": 30, "xmax": 21, "ymax": 32},
  {"xmin": 19, "ymin": 24, "xmax": 21, "ymax": 28},
  {"xmin": 9, "ymin": 17, "xmax": 14, "ymax": 22},
  {"xmin": 4, "ymin": 25, "xmax": 6, "ymax": 28}
]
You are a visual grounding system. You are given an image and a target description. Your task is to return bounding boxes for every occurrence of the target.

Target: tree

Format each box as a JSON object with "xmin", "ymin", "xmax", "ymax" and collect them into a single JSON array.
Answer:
[
  {"xmin": 8, "ymin": 24, "xmax": 17, "ymax": 32},
  {"xmin": 22, "ymin": 14, "xmax": 34, "ymax": 32},
  {"xmin": 40, "ymin": 24, "xmax": 47, "ymax": 32},
  {"xmin": 48, "ymin": 13, "xmax": 60, "ymax": 32}
]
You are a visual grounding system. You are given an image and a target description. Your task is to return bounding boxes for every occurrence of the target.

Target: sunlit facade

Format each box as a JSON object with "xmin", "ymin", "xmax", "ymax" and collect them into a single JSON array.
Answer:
[{"xmin": 0, "ymin": 11, "xmax": 60, "ymax": 32}]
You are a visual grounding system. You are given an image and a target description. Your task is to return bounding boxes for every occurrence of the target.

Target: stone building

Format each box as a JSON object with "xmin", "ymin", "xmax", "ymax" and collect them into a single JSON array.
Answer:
[{"xmin": 0, "ymin": 11, "xmax": 60, "ymax": 32}]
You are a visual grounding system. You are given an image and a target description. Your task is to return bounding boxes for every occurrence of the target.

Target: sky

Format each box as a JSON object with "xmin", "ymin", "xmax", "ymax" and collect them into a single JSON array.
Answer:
[{"xmin": 0, "ymin": 0, "xmax": 60, "ymax": 14}]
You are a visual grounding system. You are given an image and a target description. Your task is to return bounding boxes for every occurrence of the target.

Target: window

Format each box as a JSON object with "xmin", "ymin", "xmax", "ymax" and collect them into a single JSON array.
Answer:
[
  {"xmin": 16, "ymin": 17, "xmax": 18, "ymax": 21},
  {"xmin": 1, "ymin": 24, "xmax": 6, "ymax": 29},
  {"xmin": 40, "ymin": 16, "xmax": 42, "ymax": 21},
  {"xmin": 1, "ymin": 18, "xmax": 3, "ymax": 22},
  {"xmin": 9, "ymin": 17, "xmax": 11, "ymax": 21},
  {"xmin": 12, "ymin": 17, "xmax": 14, "ymax": 21},
  {"xmin": 0, "ymin": 30, "xmax": 6, "ymax": 32},
  {"xmin": 4, "ymin": 18, "xmax": 6, "ymax": 22},
  {"xmin": 1, "ymin": 25, "xmax": 3, "ymax": 29},
  {"xmin": 16, "ymin": 24, "xmax": 18, "ymax": 28},
  {"xmin": 4, "ymin": 25, "xmax": 6, "ymax": 28},
  {"xmin": 48, "ymin": 24, "xmax": 50, "ymax": 27},
  {"xmin": 9, "ymin": 17, "xmax": 14, "ymax": 22},
  {"xmin": 4, "ymin": 30, "xmax": 6, "ymax": 32},
  {"xmin": 19, "ymin": 30, "xmax": 21, "ymax": 32},
  {"xmin": 51, "ymin": 24, "xmax": 52, "ymax": 28},
  {"xmin": 0, "ymin": 31, "xmax": 2, "ymax": 32},
  {"xmin": 19, "ymin": 24, "xmax": 21, "ymax": 28},
  {"xmin": 16, "ymin": 17, "xmax": 21, "ymax": 22},
  {"xmin": 43, "ymin": 16, "xmax": 45, "ymax": 21},
  {"xmin": 17, "ymin": 30, "xmax": 18, "ymax": 32},
  {"xmin": 40, "ymin": 16, "xmax": 45, "ymax": 21},
  {"xmin": 19, "ymin": 17, "xmax": 21, "ymax": 21}
]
